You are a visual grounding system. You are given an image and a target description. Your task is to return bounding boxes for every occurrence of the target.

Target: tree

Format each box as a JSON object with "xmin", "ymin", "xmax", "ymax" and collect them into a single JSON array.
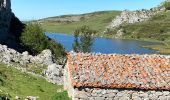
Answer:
[
  {"xmin": 72, "ymin": 25, "xmax": 96, "ymax": 53},
  {"xmin": 20, "ymin": 23, "xmax": 66, "ymax": 62},
  {"xmin": 20, "ymin": 23, "xmax": 47, "ymax": 54},
  {"xmin": 72, "ymin": 29, "xmax": 80, "ymax": 52}
]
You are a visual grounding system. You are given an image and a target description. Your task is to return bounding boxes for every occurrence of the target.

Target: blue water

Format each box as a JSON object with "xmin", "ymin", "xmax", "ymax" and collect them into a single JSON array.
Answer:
[{"xmin": 46, "ymin": 33, "xmax": 158, "ymax": 54}]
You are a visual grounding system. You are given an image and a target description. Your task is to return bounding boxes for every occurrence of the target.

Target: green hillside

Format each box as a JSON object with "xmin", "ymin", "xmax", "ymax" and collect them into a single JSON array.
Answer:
[
  {"xmin": 0, "ymin": 63, "xmax": 70, "ymax": 100},
  {"xmin": 36, "ymin": 10, "xmax": 170, "ymax": 54},
  {"xmin": 109, "ymin": 11, "xmax": 170, "ymax": 54},
  {"xmin": 39, "ymin": 11, "xmax": 121, "ymax": 34},
  {"xmin": 114, "ymin": 11, "xmax": 170, "ymax": 41}
]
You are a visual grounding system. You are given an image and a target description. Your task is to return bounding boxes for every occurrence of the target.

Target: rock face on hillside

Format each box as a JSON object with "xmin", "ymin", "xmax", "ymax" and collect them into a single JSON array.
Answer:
[
  {"xmin": 0, "ymin": 0, "xmax": 24, "ymax": 49},
  {"xmin": 0, "ymin": 0, "xmax": 12, "ymax": 43},
  {"xmin": 107, "ymin": 6, "xmax": 164, "ymax": 29}
]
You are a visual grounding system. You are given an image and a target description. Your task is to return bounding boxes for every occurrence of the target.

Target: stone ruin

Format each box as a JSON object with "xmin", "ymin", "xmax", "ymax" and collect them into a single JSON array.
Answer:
[{"xmin": 64, "ymin": 52, "xmax": 170, "ymax": 100}]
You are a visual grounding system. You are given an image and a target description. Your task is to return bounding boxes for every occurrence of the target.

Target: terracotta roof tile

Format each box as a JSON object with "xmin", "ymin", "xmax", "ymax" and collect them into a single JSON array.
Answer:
[{"xmin": 67, "ymin": 52, "xmax": 170, "ymax": 90}]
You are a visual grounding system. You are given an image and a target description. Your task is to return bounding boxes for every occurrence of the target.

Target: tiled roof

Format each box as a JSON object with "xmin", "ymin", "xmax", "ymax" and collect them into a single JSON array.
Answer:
[{"xmin": 67, "ymin": 52, "xmax": 170, "ymax": 90}]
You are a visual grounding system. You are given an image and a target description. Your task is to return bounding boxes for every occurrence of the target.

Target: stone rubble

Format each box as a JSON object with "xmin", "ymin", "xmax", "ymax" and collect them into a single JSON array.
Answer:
[
  {"xmin": 0, "ymin": 44, "xmax": 64, "ymax": 84},
  {"xmin": 0, "ymin": 44, "xmax": 54, "ymax": 65}
]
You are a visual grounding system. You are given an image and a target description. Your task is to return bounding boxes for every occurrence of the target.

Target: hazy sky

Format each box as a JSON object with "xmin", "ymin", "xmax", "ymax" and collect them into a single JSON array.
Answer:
[{"xmin": 11, "ymin": 0, "xmax": 164, "ymax": 20}]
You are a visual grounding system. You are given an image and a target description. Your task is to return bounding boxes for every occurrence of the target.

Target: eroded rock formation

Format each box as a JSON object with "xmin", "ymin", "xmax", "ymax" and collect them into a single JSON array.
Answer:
[
  {"xmin": 0, "ymin": 0, "xmax": 24, "ymax": 49},
  {"xmin": 0, "ymin": 0, "xmax": 12, "ymax": 43}
]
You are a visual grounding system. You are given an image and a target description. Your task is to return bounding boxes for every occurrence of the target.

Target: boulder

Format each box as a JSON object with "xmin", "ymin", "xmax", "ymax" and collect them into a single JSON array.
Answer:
[
  {"xmin": 45, "ymin": 63, "xmax": 63, "ymax": 84},
  {"xmin": 31, "ymin": 49, "xmax": 54, "ymax": 65},
  {"xmin": 15, "ymin": 96, "xmax": 21, "ymax": 100}
]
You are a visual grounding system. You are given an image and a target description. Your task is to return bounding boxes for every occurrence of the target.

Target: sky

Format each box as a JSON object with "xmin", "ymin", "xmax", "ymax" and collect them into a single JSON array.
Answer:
[{"xmin": 11, "ymin": 0, "xmax": 164, "ymax": 21}]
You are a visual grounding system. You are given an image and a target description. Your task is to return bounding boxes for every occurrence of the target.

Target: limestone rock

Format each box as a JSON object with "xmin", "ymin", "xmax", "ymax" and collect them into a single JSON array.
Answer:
[
  {"xmin": 0, "ymin": 44, "xmax": 64, "ymax": 84},
  {"xmin": 25, "ymin": 96, "xmax": 38, "ymax": 100},
  {"xmin": 15, "ymin": 96, "xmax": 21, "ymax": 100},
  {"xmin": 107, "ymin": 10, "xmax": 157, "ymax": 29},
  {"xmin": 107, "ymin": 4, "xmax": 165, "ymax": 30},
  {"xmin": 45, "ymin": 63, "xmax": 63, "ymax": 84},
  {"xmin": 0, "ymin": 0, "xmax": 12, "ymax": 43},
  {"xmin": 36, "ymin": 49, "xmax": 54, "ymax": 65}
]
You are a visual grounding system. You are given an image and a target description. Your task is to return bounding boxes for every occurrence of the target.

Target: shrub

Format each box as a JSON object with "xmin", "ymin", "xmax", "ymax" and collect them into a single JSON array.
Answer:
[
  {"xmin": 20, "ymin": 23, "xmax": 66, "ymax": 62},
  {"xmin": 163, "ymin": 1, "xmax": 170, "ymax": 10},
  {"xmin": 47, "ymin": 39, "xmax": 66, "ymax": 63},
  {"xmin": 72, "ymin": 25, "xmax": 96, "ymax": 53}
]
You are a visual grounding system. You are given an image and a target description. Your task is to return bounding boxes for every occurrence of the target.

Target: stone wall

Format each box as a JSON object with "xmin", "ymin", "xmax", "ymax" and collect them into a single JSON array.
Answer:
[
  {"xmin": 64, "ymin": 64, "xmax": 170, "ymax": 100},
  {"xmin": 64, "ymin": 61, "xmax": 74, "ymax": 97},
  {"xmin": 64, "ymin": 65, "xmax": 170, "ymax": 100},
  {"xmin": 64, "ymin": 52, "xmax": 170, "ymax": 100},
  {"xmin": 72, "ymin": 87, "xmax": 170, "ymax": 100}
]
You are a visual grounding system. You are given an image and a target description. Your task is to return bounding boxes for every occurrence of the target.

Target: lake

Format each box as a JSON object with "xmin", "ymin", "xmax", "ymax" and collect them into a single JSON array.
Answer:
[{"xmin": 46, "ymin": 33, "xmax": 159, "ymax": 54}]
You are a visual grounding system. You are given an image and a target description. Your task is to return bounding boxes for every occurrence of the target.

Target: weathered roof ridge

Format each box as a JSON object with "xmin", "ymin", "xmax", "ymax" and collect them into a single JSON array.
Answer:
[{"xmin": 67, "ymin": 52, "xmax": 170, "ymax": 90}]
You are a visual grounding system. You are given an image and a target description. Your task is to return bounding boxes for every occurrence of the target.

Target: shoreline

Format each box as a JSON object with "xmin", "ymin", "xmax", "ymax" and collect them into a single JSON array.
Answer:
[{"xmin": 46, "ymin": 32, "xmax": 170, "ymax": 55}]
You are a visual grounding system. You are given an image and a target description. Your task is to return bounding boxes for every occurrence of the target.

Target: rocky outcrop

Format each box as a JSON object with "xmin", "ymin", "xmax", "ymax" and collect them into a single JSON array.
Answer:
[
  {"xmin": 0, "ymin": 0, "xmax": 12, "ymax": 43},
  {"xmin": 0, "ymin": 0, "xmax": 24, "ymax": 49},
  {"xmin": 0, "ymin": 44, "xmax": 64, "ymax": 84},
  {"xmin": 45, "ymin": 64, "xmax": 63, "ymax": 84},
  {"xmin": 107, "ymin": 6, "xmax": 165, "ymax": 29},
  {"xmin": 0, "ymin": 44, "xmax": 53, "ymax": 65}
]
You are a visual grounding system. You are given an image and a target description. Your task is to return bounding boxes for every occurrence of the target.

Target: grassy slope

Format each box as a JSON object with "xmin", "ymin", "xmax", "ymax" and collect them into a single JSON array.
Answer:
[
  {"xmin": 111, "ymin": 11, "xmax": 170, "ymax": 54},
  {"xmin": 0, "ymin": 63, "xmax": 70, "ymax": 100},
  {"xmin": 40, "ymin": 11, "xmax": 121, "ymax": 34},
  {"xmin": 120, "ymin": 12, "xmax": 170, "ymax": 41},
  {"xmin": 39, "ymin": 10, "xmax": 170, "ymax": 54}
]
